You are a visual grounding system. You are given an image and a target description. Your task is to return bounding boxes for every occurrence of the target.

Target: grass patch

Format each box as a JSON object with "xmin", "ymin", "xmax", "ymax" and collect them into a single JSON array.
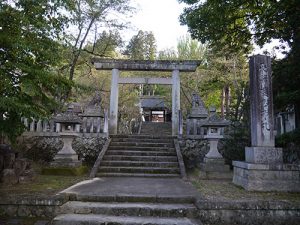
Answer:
[
  {"xmin": 42, "ymin": 165, "xmax": 89, "ymax": 176},
  {"xmin": 0, "ymin": 174, "xmax": 87, "ymax": 197},
  {"xmin": 189, "ymin": 169, "xmax": 300, "ymax": 202}
]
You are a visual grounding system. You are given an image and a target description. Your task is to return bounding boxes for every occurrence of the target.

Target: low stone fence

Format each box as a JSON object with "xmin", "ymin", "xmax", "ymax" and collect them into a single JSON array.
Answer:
[
  {"xmin": 196, "ymin": 199, "xmax": 300, "ymax": 225},
  {"xmin": 21, "ymin": 110, "xmax": 109, "ymax": 138},
  {"xmin": 0, "ymin": 195, "xmax": 66, "ymax": 218}
]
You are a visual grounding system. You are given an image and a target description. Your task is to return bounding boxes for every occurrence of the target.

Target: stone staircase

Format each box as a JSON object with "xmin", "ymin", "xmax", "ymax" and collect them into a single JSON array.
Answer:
[
  {"xmin": 96, "ymin": 134, "xmax": 181, "ymax": 177},
  {"xmin": 52, "ymin": 194, "xmax": 200, "ymax": 225},
  {"xmin": 140, "ymin": 122, "xmax": 172, "ymax": 135},
  {"xmin": 51, "ymin": 122, "xmax": 202, "ymax": 224}
]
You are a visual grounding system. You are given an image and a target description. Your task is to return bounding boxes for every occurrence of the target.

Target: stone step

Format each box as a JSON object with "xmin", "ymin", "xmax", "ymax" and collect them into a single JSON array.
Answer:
[
  {"xmin": 110, "ymin": 142, "xmax": 173, "ymax": 148},
  {"xmin": 103, "ymin": 155, "xmax": 178, "ymax": 162},
  {"xmin": 69, "ymin": 194, "xmax": 195, "ymax": 204},
  {"xmin": 112, "ymin": 138, "xmax": 173, "ymax": 143},
  {"xmin": 110, "ymin": 134, "xmax": 174, "ymax": 139},
  {"xmin": 96, "ymin": 172, "xmax": 181, "ymax": 178},
  {"xmin": 52, "ymin": 214, "xmax": 198, "ymax": 225},
  {"xmin": 60, "ymin": 201, "xmax": 196, "ymax": 218},
  {"xmin": 108, "ymin": 146, "xmax": 175, "ymax": 152},
  {"xmin": 101, "ymin": 160, "xmax": 179, "ymax": 168},
  {"xmin": 105, "ymin": 150, "xmax": 177, "ymax": 156},
  {"xmin": 98, "ymin": 166, "xmax": 180, "ymax": 174}
]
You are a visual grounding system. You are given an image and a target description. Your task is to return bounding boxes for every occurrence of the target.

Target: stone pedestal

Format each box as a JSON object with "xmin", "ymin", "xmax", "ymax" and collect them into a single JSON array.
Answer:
[
  {"xmin": 200, "ymin": 158, "xmax": 231, "ymax": 180},
  {"xmin": 51, "ymin": 133, "xmax": 82, "ymax": 167},
  {"xmin": 233, "ymin": 161, "xmax": 300, "ymax": 191},
  {"xmin": 233, "ymin": 55, "xmax": 300, "ymax": 191},
  {"xmin": 199, "ymin": 136, "xmax": 231, "ymax": 180}
]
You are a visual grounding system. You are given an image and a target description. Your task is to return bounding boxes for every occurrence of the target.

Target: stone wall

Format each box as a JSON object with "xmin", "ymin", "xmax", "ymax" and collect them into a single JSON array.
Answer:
[
  {"xmin": 0, "ymin": 196, "xmax": 65, "ymax": 218},
  {"xmin": 196, "ymin": 200, "xmax": 300, "ymax": 225},
  {"xmin": 17, "ymin": 136, "xmax": 107, "ymax": 166},
  {"xmin": 1, "ymin": 196, "xmax": 299, "ymax": 224}
]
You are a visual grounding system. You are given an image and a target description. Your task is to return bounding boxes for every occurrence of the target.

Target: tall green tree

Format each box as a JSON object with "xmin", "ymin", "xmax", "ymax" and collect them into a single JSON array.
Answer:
[
  {"xmin": 67, "ymin": 0, "xmax": 134, "ymax": 81},
  {"xmin": 179, "ymin": 0, "xmax": 300, "ymax": 126},
  {"xmin": 0, "ymin": 0, "xmax": 72, "ymax": 142},
  {"xmin": 125, "ymin": 30, "xmax": 157, "ymax": 60}
]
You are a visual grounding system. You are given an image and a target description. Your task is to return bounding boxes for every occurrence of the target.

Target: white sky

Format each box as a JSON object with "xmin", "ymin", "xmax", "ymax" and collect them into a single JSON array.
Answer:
[
  {"xmin": 121, "ymin": 0, "xmax": 286, "ymax": 58},
  {"xmin": 123, "ymin": 0, "xmax": 188, "ymax": 51}
]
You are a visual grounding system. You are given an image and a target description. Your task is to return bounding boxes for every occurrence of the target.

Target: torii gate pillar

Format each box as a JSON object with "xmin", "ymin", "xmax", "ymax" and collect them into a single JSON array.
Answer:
[
  {"xmin": 172, "ymin": 69, "xmax": 180, "ymax": 136},
  {"xmin": 109, "ymin": 68, "xmax": 119, "ymax": 134}
]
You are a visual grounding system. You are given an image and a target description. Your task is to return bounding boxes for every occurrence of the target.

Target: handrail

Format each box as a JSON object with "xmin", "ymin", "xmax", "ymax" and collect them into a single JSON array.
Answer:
[
  {"xmin": 174, "ymin": 138, "xmax": 187, "ymax": 180},
  {"xmin": 89, "ymin": 138, "xmax": 111, "ymax": 178}
]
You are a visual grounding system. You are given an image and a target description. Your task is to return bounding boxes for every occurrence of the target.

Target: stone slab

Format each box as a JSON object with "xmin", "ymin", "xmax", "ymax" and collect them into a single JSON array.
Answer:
[
  {"xmin": 203, "ymin": 158, "xmax": 226, "ymax": 164},
  {"xmin": 233, "ymin": 161, "xmax": 300, "ymax": 192},
  {"xmin": 198, "ymin": 171, "xmax": 232, "ymax": 180},
  {"xmin": 52, "ymin": 213, "xmax": 198, "ymax": 225},
  {"xmin": 92, "ymin": 59, "xmax": 201, "ymax": 72},
  {"xmin": 60, "ymin": 177, "xmax": 201, "ymax": 201},
  {"xmin": 200, "ymin": 163, "xmax": 230, "ymax": 172},
  {"xmin": 245, "ymin": 146, "xmax": 283, "ymax": 164}
]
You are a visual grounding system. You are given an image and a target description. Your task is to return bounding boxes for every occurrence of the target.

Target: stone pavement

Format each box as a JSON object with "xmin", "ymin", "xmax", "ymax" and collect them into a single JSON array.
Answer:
[{"xmin": 60, "ymin": 177, "xmax": 201, "ymax": 201}]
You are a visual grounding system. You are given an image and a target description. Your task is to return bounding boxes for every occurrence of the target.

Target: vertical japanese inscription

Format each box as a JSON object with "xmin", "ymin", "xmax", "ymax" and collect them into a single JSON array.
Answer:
[{"xmin": 259, "ymin": 63, "xmax": 270, "ymax": 133}]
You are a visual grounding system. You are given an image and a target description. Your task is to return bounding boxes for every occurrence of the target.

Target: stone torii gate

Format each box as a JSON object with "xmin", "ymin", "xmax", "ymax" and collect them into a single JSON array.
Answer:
[{"xmin": 92, "ymin": 59, "xmax": 201, "ymax": 136}]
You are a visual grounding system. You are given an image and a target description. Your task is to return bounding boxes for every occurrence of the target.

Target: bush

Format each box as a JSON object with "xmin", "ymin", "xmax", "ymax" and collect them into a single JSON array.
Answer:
[
  {"xmin": 222, "ymin": 122, "xmax": 250, "ymax": 164},
  {"xmin": 276, "ymin": 129, "xmax": 300, "ymax": 163}
]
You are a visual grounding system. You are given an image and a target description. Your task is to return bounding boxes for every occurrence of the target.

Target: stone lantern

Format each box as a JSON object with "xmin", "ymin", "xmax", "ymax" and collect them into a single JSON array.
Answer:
[
  {"xmin": 51, "ymin": 111, "xmax": 82, "ymax": 167},
  {"xmin": 200, "ymin": 107, "xmax": 231, "ymax": 179},
  {"xmin": 186, "ymin": 93, "xmax": 208, "ymax": 137}
]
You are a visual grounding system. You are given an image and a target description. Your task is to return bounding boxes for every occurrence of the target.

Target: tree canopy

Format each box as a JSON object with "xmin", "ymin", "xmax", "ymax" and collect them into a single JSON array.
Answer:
[
  {"xmin": 0, "ymin": 0, "xmax": 72, "ymax": 141},
  {"xmin": 179, "ymin": 0, "xmax": 300, "ymax": 126},
  {"xmin": 179, "ymin": 0, "xmax": 299, "ymax": 54}
]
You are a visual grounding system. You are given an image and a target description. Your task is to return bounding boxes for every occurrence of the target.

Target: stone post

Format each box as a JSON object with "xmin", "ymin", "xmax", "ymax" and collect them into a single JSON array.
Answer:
[
  {"xmin": 245, "ymin": 55, "xmax": 281, "ymax": 163},
  {"xmin": 30, "ymin": 118, "xmax": 35, "ymax": 132},
  {"xmin": 109, "ymin": 68, "xmax": 119, "ymax": 134},
  {"xmin": 172, "ymin": 69, "xmax": 180, "ymax": 136},
  {"xmin": 103, "ymin": 109, "xmax": 109, "ymax": 135},
  {"xmin": 36, "ymin": 120, "xmax": 42, "ymax": 132},
  {"xmin": 232, "ymin": 55, "xmax": 300, "ymax": 191}
]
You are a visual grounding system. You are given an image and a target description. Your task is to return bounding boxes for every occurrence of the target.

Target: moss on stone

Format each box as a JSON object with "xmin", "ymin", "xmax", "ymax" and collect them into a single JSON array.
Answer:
[{"xmin": 42, "ymin": 165, "xmax": 88, "ymax": 176}]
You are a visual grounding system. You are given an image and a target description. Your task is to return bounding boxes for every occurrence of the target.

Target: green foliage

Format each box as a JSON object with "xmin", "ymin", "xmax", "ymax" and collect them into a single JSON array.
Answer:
[
  {"xmin": 180, "ymin": 0, "xmax": 300, "ymax": 124},
  {"xmin": 276, "ymin": 129, "xmax": 300, "ymax": 147},
  {"xmin": 222, "ymin": 122, "xmax": 249, "ymax": 163},
  {"xmin": 0, "ymin": 1, "xmax": 72, "ymax": 142},
  {"xmin": 125, "ymin": 30, "xmax": 157, "ymax": 60}
]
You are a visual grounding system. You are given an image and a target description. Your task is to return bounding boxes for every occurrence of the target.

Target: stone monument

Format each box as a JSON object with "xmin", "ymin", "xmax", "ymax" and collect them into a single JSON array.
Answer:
[
  {"xmin": 232, "ymin": 55, "xmax": 300, "ymax": 191},
  {"xmin": 51, "ymin": 110, "xmax": 82, "ymax": 167},
  {"xmin": 199, "ymin": 107, "xmax": 231, "ymax": 179}
]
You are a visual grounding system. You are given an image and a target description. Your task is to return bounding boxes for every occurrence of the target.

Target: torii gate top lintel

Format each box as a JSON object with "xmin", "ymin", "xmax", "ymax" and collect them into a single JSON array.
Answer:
[{"xmin": 91, "ymin": 58, "xmax": 201, "ymax": 72}]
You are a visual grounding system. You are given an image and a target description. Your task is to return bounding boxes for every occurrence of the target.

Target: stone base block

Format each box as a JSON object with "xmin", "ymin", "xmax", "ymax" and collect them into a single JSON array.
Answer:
[
  {"xmin": 200, "ymin": 158, "xmax": 231, "ymax": 179},
  {"xmin": 245, "ymin": 146, "xmax": 283, "ymax": 164},
  {"xmin": 233, "ymin": 161, "xmax": 300, "ymax": 192},
  {"xmin": 54, "ymin": 153, "xmax": 79, "ymax": 161},
  {"xmin": 200, "ymin": 161, "xmax": 230, "ymax": 172},
  {"xmin": 50, "ymin": 158, "xmax": 82, "ymax": 168},
  {"xmin": 198, "ymin": 170, "xmax": 232, "ymax": 180}
]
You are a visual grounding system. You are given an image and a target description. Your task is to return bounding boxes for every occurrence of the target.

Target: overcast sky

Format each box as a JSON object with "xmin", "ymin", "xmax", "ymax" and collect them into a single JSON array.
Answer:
[
  {"xmin": 123, "ymin": 0, "xmax": 188, "ymax": 51},
  {"xmin": 121, "ymin": 0, "xmax": 286, "ymax": 58}
]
